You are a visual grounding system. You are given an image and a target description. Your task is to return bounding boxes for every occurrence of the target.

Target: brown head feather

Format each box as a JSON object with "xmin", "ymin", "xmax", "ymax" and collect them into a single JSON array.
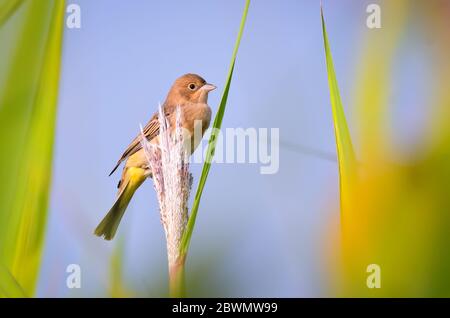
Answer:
[{"xmin": 165, "ymin": 73, "xmax": 208, "ymax": 105}]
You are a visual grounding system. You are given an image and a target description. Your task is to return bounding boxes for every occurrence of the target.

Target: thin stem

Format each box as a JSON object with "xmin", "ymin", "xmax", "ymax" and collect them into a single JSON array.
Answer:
[{"xmin": 169, "ymin": 255, "xmax": 186, "ymax": 298}]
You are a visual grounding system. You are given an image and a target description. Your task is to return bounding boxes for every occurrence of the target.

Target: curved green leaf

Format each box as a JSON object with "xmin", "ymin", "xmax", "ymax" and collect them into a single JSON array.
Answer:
[{"xmin": 0, "ymin": 0, "xmax": 65, "ymax": 296}]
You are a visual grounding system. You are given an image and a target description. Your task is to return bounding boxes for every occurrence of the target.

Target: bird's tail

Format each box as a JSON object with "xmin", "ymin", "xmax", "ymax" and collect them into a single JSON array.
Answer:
[{"xmin": 94, "ymin": 168, "xmax": 145, "ymax": 240}]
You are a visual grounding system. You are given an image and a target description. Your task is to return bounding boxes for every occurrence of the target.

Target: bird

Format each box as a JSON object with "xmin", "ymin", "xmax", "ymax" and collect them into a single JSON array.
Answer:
[{"xmin": 95, "ymin": 73, "xmax": 216, "ymax": 240}]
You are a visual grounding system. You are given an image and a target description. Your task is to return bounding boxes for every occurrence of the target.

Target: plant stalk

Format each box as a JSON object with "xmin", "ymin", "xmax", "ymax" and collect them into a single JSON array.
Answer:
[{"xmin": 169, "ymin": 254, "xmax": 186, "ymax": 298}]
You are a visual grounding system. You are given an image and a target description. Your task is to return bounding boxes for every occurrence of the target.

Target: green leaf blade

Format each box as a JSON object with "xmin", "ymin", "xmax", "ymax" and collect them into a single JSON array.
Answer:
[
  {"xmin": 320, "ymin": 7, "xmax": 357, "ymax": 219},
  {"xmin": 180, "ymin": 0, "xmax": 250, "ymax": 256}
]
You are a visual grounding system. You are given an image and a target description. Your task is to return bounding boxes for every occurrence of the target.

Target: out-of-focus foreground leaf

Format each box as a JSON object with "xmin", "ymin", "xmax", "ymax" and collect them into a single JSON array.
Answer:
[
  {"xmin": 0, "ymin": 0, "xmax": 65, "ymax": 296},
  {"xmin": 326, "ymin": 0, "xmax": 450, "ymax": 296},
  {"xmin": 0, "ymin": 264, "xmax": 26, "ymax": 297},
  {"xmin": 109, "ymin": 238, "xmax": 134, "ymax": 298},
  {"xmin": 0, "ymin": 0, "xmax": 23, "ymax": 26}
]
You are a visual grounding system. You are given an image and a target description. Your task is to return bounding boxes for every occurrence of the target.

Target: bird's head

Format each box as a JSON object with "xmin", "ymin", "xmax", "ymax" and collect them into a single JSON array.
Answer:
[{"xmin": 166, "ymin": 73, "xmax": 216, "ymax": 105}]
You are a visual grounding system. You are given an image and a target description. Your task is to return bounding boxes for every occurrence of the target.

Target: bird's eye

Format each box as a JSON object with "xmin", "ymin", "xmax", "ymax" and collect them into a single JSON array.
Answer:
[{"xmin": 188, "ymin": 83, "xmax": 197, "ymax": 90}]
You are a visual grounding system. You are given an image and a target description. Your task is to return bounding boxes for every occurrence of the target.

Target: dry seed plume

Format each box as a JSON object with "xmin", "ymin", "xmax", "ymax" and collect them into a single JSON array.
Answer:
[{"xmin": 140, "ymin": 105, "xmax": 192, "ymax": 270}]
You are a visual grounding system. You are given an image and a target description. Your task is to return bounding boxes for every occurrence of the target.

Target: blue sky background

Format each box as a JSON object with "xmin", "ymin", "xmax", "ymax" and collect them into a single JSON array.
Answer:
[{"xmin": 36, "ymin": 0, "xmax": 430, "ymax": 296}]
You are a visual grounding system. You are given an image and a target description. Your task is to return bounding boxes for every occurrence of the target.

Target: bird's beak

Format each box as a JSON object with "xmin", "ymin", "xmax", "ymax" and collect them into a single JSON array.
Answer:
[{"xmin": 201, "ymin": 83, "xmax": 217, "ymax": 92}]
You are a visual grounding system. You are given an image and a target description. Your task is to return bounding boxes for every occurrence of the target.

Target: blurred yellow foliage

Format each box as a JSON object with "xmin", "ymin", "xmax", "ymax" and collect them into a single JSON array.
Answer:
[{"xmin": 329, "ymin": 0, "xmax": 450, "ymax": 297}]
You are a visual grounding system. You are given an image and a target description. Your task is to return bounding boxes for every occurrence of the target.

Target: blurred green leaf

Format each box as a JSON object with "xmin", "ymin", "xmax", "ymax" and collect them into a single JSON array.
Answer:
[
  {"xmin": 180, "ymin": 0, "xmax": 250, "ymax": 256},
  {"xmin": 0, "ymin": 0, "xmax": 24, "ymax": 27},
  {"xmin": 0, "ymin": 264, "xmax": 27, "ymax": 297},
  {"xmin": 109, "ymin": 238, "xmax": 134, "ymax": 297},
  {"xmin": 0, "ymin": 0, "xmax": 65, "ymax": 296}
]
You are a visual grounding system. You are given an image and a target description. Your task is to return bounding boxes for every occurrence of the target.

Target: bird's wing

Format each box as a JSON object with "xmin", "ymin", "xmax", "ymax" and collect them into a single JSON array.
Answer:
[{"xmin": 109, "ymin": 105, "xmax": 175, "ymax": 176}]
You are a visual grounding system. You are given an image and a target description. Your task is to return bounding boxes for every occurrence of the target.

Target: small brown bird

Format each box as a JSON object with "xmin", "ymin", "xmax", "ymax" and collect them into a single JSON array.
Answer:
[{"xmin": 95, "ymin": 74, "xmax": 216, "ymax": 240}]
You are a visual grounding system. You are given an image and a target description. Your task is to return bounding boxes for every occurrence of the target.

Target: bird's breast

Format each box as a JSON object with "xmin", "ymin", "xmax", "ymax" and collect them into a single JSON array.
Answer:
[
  {"xmin": 180, "ymin": 103, "xmax": 210, "ymax": 134},
  {"xmin": 181, "ymin": 103, "xmax": 211, "ymax": 154}
]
